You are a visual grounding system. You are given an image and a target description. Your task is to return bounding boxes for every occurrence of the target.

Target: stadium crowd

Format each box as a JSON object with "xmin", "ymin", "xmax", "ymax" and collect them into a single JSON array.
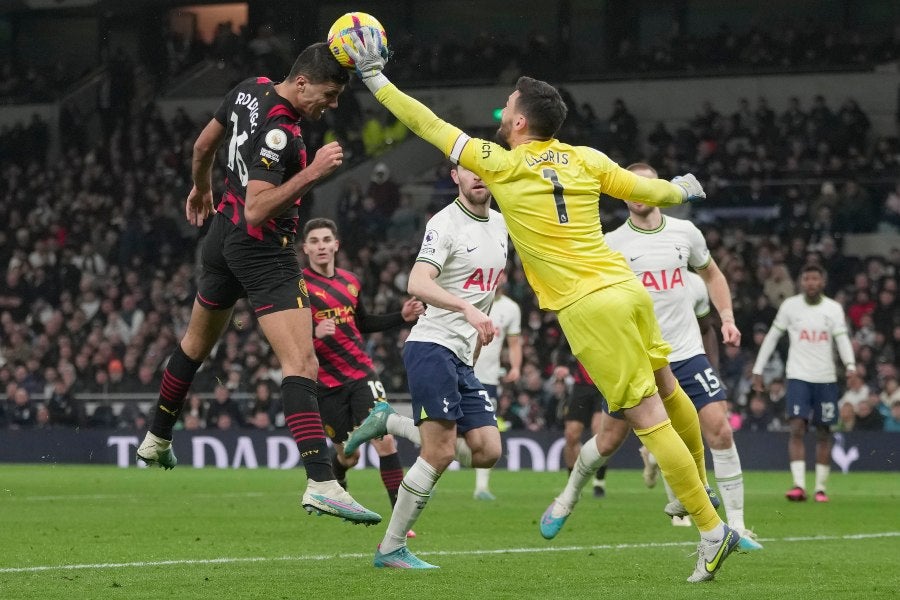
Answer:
[
  {"xmin": 1, "ymin": 43, "xmax": 898, "ymax": 434},
  {"xmin": 157, "ymin": 17, "xmax": 900, "ymax": 88}
]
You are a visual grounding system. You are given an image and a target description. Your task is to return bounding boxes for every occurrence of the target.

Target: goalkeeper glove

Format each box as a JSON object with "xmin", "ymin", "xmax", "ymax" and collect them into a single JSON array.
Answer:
[
  {"xmin": 670, "ymin": 173, "xmax": 706, "ymax": 203},
  {"xmin": 342, "ymin": 26, "xmax": 389, "ymax": 92}
]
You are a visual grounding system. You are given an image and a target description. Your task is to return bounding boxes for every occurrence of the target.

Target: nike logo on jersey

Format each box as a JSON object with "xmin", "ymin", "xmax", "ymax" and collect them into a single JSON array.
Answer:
[
  {"xmin": 630, "ymin": 255, "xmax": 643, "ymax": 261},
  {"xmin": 466, "ymin": 245, "xmax": 478, "ymax": 252}
]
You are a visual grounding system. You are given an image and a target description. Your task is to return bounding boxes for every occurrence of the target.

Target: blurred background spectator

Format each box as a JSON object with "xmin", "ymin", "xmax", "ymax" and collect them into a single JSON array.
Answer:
[{"xmin": 0, "ymin": 1, "xmax": 897, "ymax": 435}]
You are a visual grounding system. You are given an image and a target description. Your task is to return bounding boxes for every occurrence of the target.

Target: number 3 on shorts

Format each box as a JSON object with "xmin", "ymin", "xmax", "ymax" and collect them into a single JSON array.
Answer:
[{"xmin": 479, "ymin": 390, "xmax": 495, "ymax": 412}]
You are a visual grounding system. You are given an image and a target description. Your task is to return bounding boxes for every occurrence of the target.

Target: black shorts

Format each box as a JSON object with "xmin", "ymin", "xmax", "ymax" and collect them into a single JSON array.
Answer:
[
  {"xmin": 197, "ymin": 214, "xmax": 310, "ymax": 317},
  {"xmin": 319, "ymin": 377, "xmax": 385, "ymax": 444},
  {"xmin": 563, "ymin": 382, "xmax": 605, "ymax": 426}
]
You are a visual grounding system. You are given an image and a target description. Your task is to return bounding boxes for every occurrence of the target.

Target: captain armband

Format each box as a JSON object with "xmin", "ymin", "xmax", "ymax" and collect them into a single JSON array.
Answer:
[{"xmin": 449, "ymin": 133, "xmax": 471, "ymax": 164}]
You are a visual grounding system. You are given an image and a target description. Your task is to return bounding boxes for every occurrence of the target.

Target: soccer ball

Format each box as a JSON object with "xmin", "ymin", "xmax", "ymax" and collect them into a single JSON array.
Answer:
[{"xmin": 327, "ymin": 12, "xmax": 388, "ymax": 69}]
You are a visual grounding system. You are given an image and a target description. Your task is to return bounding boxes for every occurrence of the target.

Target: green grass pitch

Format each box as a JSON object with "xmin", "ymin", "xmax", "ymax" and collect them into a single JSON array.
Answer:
[{"xmin": 1, "ymin": 465, "xmax": 898, "ymax": 599}]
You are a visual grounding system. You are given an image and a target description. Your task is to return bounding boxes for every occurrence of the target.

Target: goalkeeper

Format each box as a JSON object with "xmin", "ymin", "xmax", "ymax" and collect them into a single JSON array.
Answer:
[{"xmin": 342, "ymin": 30, "xmax": 742, "ymax": 583}]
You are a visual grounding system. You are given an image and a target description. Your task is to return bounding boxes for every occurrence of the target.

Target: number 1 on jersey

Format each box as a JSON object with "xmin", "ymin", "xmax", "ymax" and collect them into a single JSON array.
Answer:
[{"xmin": 541, "ymin": 168, "xmax": 569, "ymax": 224}]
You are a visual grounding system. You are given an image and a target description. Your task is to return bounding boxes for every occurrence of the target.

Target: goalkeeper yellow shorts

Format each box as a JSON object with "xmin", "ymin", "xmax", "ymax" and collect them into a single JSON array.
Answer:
[{"xmin": 557, "ymin": 277, "xmax": 670, "ymax": 412}]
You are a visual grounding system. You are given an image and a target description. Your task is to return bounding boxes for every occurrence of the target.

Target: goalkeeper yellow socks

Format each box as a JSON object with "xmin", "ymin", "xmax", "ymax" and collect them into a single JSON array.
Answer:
[
  {"xmin": 636, "ymin": 419, "xmax": 721, "ymax": 533},
  {"xmin": 662, "ymin": 384, "xmax": 708, "ymax": 487}
]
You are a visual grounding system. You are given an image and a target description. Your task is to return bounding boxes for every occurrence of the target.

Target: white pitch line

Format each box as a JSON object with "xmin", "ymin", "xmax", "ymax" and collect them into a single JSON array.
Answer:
[
  {"xmin": 1, "ymin": 532, "xmax": 897, "ymax": 574},
  {"xmin": 2, "ymin": 492, "xmax": 272, "ymax": 502}
]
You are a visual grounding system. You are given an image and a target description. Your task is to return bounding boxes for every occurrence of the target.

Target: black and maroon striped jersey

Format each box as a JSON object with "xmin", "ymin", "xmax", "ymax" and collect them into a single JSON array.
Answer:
[
  {"xmin": 304, "ymin": 267, "xmax": 376, "ymax": 388},
  {"xmin": 213, "ymin": 76, "xmax": 308, "ymax": 243}
]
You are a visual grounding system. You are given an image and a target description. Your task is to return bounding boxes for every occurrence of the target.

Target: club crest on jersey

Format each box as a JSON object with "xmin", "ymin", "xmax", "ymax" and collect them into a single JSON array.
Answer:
[
  {"xmin": 347, "ymin": 283, "xmax": 358, "ymax": 297},
  {"xmin": 641, "ymin": 267, "xmax": 684, "ymax": 291},
  {"xmin": 265, "ymin": 129, "xmax": 287, "ymax": 150}
]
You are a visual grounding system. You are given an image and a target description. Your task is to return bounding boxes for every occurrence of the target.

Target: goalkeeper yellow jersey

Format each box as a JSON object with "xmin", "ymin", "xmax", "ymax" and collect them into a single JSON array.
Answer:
[{"xmin": 375, "ymin": 83, "xmax": 684, "ymax": 310}]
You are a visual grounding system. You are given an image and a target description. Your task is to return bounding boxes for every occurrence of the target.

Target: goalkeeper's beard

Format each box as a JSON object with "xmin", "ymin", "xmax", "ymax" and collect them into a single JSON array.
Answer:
[{"xmin": 494, "ymin": 123, "xmax": 512, "ymax": 150}]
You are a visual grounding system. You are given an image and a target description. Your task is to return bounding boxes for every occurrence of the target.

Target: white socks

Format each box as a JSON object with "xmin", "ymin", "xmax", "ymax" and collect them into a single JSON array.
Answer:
[
  {"xmin": 387, "ymin": 413, "xmax": 420, "ymax": 443},
  {"xmin": 474, "ymin": 468, "xmax": 491, "ymax": 492},
  {"xmin": 815, "ymin": 463, "xmax": 830, "ymax": 493},
  {"xmin": 790, "ymin": 460, "xmax": 806, "ymax": 489},
  {"xmin": 558, "ymin": 435, "xmax": 605, "ymax": 510},
  {"xmin": 380, "ymin": 457, "xmax": 439, "ymax": 554},
  {"xmin": 711, "ymin": 445, "xmax": 745, "ymax": 531}
]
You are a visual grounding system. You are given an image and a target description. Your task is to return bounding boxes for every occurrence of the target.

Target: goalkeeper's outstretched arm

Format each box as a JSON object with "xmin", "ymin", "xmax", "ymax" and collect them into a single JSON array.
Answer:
[{"xmin": 343, "ymin": 27, "xmax": 475, "ymax": 170}]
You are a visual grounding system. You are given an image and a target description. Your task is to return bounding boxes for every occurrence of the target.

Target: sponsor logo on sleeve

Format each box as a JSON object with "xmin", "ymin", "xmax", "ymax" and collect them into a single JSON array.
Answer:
[{"xmin": 259, "ymin": 147, "xmax": 281, "ymax": 169}]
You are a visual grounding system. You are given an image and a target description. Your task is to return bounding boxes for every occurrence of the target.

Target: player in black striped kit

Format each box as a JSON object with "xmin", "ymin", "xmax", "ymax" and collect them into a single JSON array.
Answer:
[
  {"xmin": 136, "ymin": 43, "xmax": 381, "ymax": 525},
  {"xmin": 301, "ymin": 218, "xmax": 424, "ymax": 518}
]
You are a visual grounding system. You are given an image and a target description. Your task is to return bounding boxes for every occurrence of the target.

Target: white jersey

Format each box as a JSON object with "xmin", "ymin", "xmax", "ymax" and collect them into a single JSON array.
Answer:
[
  {"xmin": 751, "ymin": 294, "xmax": 854, "ymax": 383},
  {"xmin": 407, "ymin": 199, "xmax": 509, "ymax": 365},
  {"xmin": 605, "ymin": 216, "xmax": 711, "ymax": 361},
  {"xmin": 474, "ymin": 294, "xmax": 522, "ymax": 385},
  {"xmin": 687, "ymin": 270, "xmax": 710, "ymax": 318}
]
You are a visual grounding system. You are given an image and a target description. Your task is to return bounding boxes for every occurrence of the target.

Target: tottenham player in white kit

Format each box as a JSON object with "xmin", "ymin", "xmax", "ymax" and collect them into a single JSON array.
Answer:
[
  {"xmin": 751, "ymin": 264, "xmax": 855, "ymax": 503},
  {"xmin": 472, "ymin": 273, "xmax": 522, "ymax": 500},
  {"xmin": 642, "ymin": 271, "xmax": 727, "ymax": 525},
  {"xmin": 344, "ymin": 163, "xmax": 507, "ymax": 569},
  {"xmin": 540, "ymin": 163, "xmax": 761, "ymax": 551}
]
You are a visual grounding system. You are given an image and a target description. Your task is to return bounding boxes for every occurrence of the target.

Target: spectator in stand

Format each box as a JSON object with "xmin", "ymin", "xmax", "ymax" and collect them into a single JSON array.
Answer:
[
  {"xmin": 215, "ymin": 412, "xmax": 235, "ymax": 431},
  {"xmin": 884, "ymin": 400, "xmax": 900, "ymax": 432},
  {"xmin": 8, "ymin": 386, "xmax": 36, "ymax": 428},
  {"xmin": 361, "ymin": 108, "xmax": 386, "ymax": 157},
  {"xmin": 871, "ymin": 285, "xmax": 898, "ymax": 336},
  {"xmin": 34, "ymin": 403, "xmax": 51, "ymax": 428},
  {"xmin": 387, "ymin": 193, "xmax": 422, "ymax": 242},
  {"xmin": 180, "ymin": 393, "xmax": 206, "ymax": 429},
  {"xmin": 491, "ymin": 389, "xmax": 516, "ymax": 431},
  {"xmin": 107, "ymin": 359, "xmax": 127, "ymax": 393},
  {"xmin": 46, "ymin": 378, "xmax": 85, "ymax": 427},
  {"xmin": 847, "ymin": 288, "xmax": 876, "ymax": 330},
  {"xmin": 853, "ymin": 394, "xmax": 885, "ymax": 431},
  {"xmin": 0, "ymin": 266, "xmax": 31, "ymax": 322},
  {"xmin": 249, "ymin": 409, "xmax": 274, "ymax": 430},
  {"xmin": 367, "ymin": 162, "xmax": 401, "ymax": 218},
  {"xmin": 836, "ymin": 180, "xmax": 877, "ymax": 233},
  {"xmin": 206, "ymin": 383, "xmax": 244, "ymax": 430},
  {"xmin": 879, "ymin": 375, "xmax": 900, "ymax": 412},
  {"xmin": 250, "ymin": 380, "xmax": 282, "ymax": 428},
  {"xmin": 742, "ymin": 392, "xmax": 778, "ymax": 433},
  {"xmin": 839, "ymin": 368, "xmax": 870, "ymax": 410},
  {"xmin": 383, "ymin": 113, "xmax": 409, "ymax": 149},
  {"xmin": 880, "ymin": 183, "xmax": 900, "ymax": 233},
  {"xmin": 763, "ymin": 264, "xmax": 796, "ymax": 307},
  {"xmin": 608, "ymin": 98, "xmax": 638, "ymax": 159}
]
